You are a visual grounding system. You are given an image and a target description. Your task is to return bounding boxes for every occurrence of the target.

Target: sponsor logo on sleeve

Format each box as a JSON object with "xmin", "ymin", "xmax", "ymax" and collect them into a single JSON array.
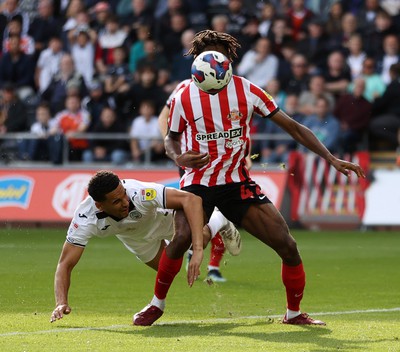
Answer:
[{"xmin": 141, "ymin": 188, "xmax": 157, "ymax": 201}]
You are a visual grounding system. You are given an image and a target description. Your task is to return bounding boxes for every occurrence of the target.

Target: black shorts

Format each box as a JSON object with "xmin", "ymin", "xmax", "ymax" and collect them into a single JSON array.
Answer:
[{"xmin": 182, "ymin": 180, "xmax": 271, "ymax": 226}]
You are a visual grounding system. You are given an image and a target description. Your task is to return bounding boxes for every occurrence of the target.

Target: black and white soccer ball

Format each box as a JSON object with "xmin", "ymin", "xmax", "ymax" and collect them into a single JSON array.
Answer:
[{"xmin": 191, "ymin": 51, "xmax": 233, "ymax": 94}]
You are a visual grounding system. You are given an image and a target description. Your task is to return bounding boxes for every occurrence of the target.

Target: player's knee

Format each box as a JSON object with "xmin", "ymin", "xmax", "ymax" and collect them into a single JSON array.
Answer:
[{"xmin": 273, "ymin": 233, "xmax": 299, "ymax": 261}]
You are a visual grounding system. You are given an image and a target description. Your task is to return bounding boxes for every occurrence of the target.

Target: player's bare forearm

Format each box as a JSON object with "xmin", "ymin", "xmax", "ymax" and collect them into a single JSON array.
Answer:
[
  {"xmin": 164, "ymin": 133, "xmax": 182, "ymax": 163},
  {"xmin": 51, "ymin": 264, "xmax": 72, "ymax": 322},
  {"xmin": 51, "ymin": 242, "xmax": 83, "ymax": 322},
  {"xmin": 272, "ymin": 110, "xmax": 365, "ymax": 178}
]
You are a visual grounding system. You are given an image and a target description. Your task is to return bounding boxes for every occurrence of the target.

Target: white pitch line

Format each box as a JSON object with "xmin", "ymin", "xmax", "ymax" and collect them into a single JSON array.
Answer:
[{"xmin": 1, "ymin": 307, "xmax": 399, "ymax": 337}]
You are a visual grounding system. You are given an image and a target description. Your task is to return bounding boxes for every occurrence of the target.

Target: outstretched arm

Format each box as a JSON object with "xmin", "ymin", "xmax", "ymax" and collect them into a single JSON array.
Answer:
[
  {"xmin": 50, "ymin": 242, "xmax": 84, "ymax": 322},
  {"xmin": 164, "ymin": 188, "xmax": 204, "ymax": 287},
  {"xmin": 271, "ymin": 110, "xmax": 366, "ymax": 178}
]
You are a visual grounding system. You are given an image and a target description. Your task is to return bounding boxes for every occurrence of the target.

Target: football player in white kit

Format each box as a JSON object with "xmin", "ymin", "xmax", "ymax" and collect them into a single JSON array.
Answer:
[{"xmin": 50, "ymin": 170, "xmax": 241, "ymax": 326}]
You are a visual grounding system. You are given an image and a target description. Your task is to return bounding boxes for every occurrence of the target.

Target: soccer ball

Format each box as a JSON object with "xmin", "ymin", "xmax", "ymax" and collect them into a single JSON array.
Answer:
[{"xmin": 191, "ymin": 51, "xmax": 233, "ymax": 94}]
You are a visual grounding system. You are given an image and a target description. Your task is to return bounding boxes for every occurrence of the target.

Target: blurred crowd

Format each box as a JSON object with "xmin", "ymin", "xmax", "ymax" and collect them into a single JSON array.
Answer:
[{"xmin": 0, "ymin": 0, "xmax": 400, "ymax": 165}]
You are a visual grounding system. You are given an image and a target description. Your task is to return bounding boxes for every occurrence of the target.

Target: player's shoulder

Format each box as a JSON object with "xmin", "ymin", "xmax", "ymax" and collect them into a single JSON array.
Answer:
[
  {"xmin": 70, "ymin": 196, "xmax": 98, "ymax": 225},
  {"xmin": 121, "ymin": 179, "xmax": 165, "ymax": 201}
]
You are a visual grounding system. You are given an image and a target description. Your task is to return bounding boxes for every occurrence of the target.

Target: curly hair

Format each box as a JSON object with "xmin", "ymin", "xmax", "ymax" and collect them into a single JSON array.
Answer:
[
  {"xmin": 185, "ymin": 30, "xmax": 241, "ymax": 61},
  {"xmin": 88, "ymin": 170, "xmax": 120, "ymax": 202}
]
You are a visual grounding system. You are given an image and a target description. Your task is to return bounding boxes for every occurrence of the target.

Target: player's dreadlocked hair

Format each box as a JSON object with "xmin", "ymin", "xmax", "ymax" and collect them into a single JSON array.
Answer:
[
  {"xmin": 88, "ymin": 170, "xmax": 120, "ymax": 202},
  {"xmin": 185, "ymin": 30, "xmax": 241, "ymax": 62}
]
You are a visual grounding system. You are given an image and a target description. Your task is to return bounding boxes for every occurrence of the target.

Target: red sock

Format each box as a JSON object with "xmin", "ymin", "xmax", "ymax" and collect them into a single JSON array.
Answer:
[
  {"xmin": 154, "ymin": 249, "xmax": 183, "ymax": 299},
  {"xmin": 209, "ymin": 232, "xmax": 225, "ymax": 268},
  {"xmin": 281, "ymin": 262, "xmax": 305, "ymax": 311}
]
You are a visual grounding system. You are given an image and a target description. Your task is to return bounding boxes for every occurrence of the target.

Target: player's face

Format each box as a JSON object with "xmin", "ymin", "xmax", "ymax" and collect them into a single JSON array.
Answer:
[{"xmin": 96, "ymin": 183, "xmax": 130, "ymax": 219}]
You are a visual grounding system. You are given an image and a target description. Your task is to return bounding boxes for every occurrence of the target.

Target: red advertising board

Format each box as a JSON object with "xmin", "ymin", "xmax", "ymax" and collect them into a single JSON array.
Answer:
[{"xmin": 0, "ymin": 169, "xmax": 287, "ymax": 222}]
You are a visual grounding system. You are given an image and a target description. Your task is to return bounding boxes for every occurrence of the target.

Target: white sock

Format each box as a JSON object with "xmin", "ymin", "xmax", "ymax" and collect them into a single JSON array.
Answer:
[
  {"xmin": 150, "ymin": 295, "xmax": 165, "ymax": 311},
  {"xmin": 207, "ymin": 209, "xmax": 228, "ymax": 239},
  {"xmin": 207, "ymin": 265, "xmax": 219, "ymax": 271},
  {"xmin": 286, "ymin": 309, "xmax": 301, "ymax": 319}
]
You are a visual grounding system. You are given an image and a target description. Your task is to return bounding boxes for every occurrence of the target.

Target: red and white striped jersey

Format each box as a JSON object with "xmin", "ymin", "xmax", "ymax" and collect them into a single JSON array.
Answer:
[
  {"xmin": 169, "ymin": 75, "xmax": 279, "ymax": 187},
  {"xmin": 166, "ymin": 79, "xmax": 192, "ymax": 108}
]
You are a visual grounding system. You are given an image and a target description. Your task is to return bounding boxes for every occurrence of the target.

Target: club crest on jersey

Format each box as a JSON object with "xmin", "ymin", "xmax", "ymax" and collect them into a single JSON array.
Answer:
[
  {"xmin": 227, "ymin": 109, "xmax": 243, "ymax": 121},
  {"xmin": 129, "ymin": 210, "xmax": 142, "ymax": 220},
  {"xmin": 141, "ymin": 188, "xmax": 157, "ymax": 201}
]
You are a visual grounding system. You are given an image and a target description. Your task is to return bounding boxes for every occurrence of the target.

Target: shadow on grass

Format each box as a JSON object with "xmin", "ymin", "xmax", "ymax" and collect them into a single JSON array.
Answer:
[{"xmin": 99, "ymin": 319, "xmax": 395, "ymax": 351}]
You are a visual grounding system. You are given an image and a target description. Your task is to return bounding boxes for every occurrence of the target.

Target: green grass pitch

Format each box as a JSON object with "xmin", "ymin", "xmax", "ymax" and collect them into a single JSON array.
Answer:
[{"xmin": 0, "ymin": 228, "xmax": 399, "ymax": 352}]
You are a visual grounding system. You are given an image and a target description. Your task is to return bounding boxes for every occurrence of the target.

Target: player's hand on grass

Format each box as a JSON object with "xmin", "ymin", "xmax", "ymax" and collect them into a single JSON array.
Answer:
[
  {"xmin": 176, "ymin": 150, "xmax": 210, "ymax": 169},
  {"xmin": 187, "ymin": 248, "xmax": 203, "ymax": 287},
  {"xmin": 330, "ymin": 157, "xmax": 366, "ymax": 178},
  {"xmin": 50, "ymin": 304, "xmax": 71, "ymax": 323}
]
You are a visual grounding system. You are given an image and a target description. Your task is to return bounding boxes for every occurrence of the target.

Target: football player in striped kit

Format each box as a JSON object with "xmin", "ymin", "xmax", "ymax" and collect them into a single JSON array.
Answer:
[{"xmin": 163, "ymin": 30, "xmax": 366, "ymax": 326}]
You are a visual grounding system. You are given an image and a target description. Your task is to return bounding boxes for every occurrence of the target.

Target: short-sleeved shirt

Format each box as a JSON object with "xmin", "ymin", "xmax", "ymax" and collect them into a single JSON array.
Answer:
[
  {"xmin": 66, "ymin": 179, "xmax": 174, "ymax": 262},
  {"xmin": 168, "ymin": 75, "xmax": 279, "ymax": 188}
]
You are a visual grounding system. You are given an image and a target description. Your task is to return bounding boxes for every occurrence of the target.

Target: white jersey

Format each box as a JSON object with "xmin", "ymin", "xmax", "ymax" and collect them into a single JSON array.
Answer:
[
  {"xmin": 66, "ymin": 179, "xmax": 174, "ymax": 262},
  {"xmin": 169, "ymin": 75, "xmax": 279, "ymax": 187}
]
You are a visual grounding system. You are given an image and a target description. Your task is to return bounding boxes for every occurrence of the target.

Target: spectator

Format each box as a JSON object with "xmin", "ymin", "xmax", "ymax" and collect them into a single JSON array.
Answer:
[
  {"xmin": 300, "ymin": 96, "xmax": 340, "ymax": 153},
  {"xmin": 363, "ymin": 9, "xmax": 397, "ymax": 57},
  {"xmin": 49, "ymin": 94, "xmax": 91, "ymax": 162},
  {"xmin": 155, "ymin": 0, "xmax": 189, "ymax": 44},
  {"xmin": 35, "ymin": 36, "xmax": 64, "ymax": 93},
  {"xmin": 286, "ymin": 0, "xmax": 315, "ymax": 42},
  {"xmin": 158, "ymin": 11, "xmax": 189, "ymax": 61},
  {"xmin": 295, "ymin": 18, "xmax": 331, "ymax": 72},
  {"xmin": 369, "ymin": 63, "xmax": 400, "ymax": 150},
  {"xmin": 95, "ymin": 15, "xmax": 128, "ymax": 78},
  {"xmin": 82, "ymin": 106, "xmax": 129, "ymax": 165},
  {"xmin": 128, "ymin": 24, "xmax": 151, "ymax": 74},
  {"xmin": 104, "ymin": 46, "xmax": 132, "ymax": 96},
  {"xmin": 129, "ymin": 99, "xmax": 165, "ymax": 163},
  {"xmin": 89, "ymin": 1, "xmax": 111, "ymax": 33},
  {"xmin": 257, "ymin": 2, "xmax": 275, "ymax": 38},
  {"xmin": 0, "ymin": 82, "xmax": 29, "ymax": 133},
  {"xmin": 61, "ymin": 0, "xmax": 86, "ymax": 49},
  {"xmin": 267, "ymin": 16, "xmax": 293, "ymax": 56},
  {"xmin": 356, "ymin": 0, "xmax": 384, "ymax": 34},
  {"xmin": 135, "ymin": 38, "xmax": 170, "ymax": 87},
  {"xmin": 82, "ymin": 80, "xmax": 116, "ymax": 132},
  {"xmin": 116, "ymin": 65, "xmax": 167, "ymax": 121},
  {"xmin": 210, "ymin": 14, "xmax": 229, "ymax": 34},
  {"xmin": 28, "ymin": 0, "xmax": 61, "ymax": 55},
  {"xmin": 0, "ymin": 83, "xmax": 29, "ymax": 161},
  {"xmin": 280, "ymin": 53, "xmax": 311, "ymax": 96},
  {"xmin": 225, "ymin": 0, "xmax": 259, "ymax": 57},
  {"xmin": 375, "ymin": 34, "xmax": 400, "ymax": 85},
  {"xmin": 0, "ymin": 34, "xmax": 35, "ymax": 100},
  {"xmin": 41, "ymin": 53, "xmax": 87, "ymax": 114},
  {"xmin": 334, "ymin": 77, "xmax": 372, "ymax": 153},
  {"xmin": 237, "ymin": 37, "xmax": 279, "ymax": 88},
  {"xmin": 347, "ymin": 57, "xmax": 386, "ymax": 102},
  {"xmin": 329, "ymin": 12, "xmax": 360, "ymax": 52},
  {"xmin": 169, "ymin": 29, "xmax": 195, "ymax": 85},
  {"xmin": 117, "ymin": 0, "xmax": 154, "ymax": 35},
  {"xmin": 325, "ymin": 1, "xmax": 345, "ymax": 38},
  {"xmin": 346, "ymin": 33, "xmax": 367, "ymax": 79},
  {"xmin": 26, "ymin": 101, "xmax": 59, "ymax": 162},
  {"xmin": 322, "ymin": 50, "xmax": 352, "ymax": 99},
  {"xmin": 2, "ymin": 16, "xmax": 35, "ymax": 55},
  {"xmin": 261, "ymin": 94, "xmax": 303, "ymax": 164},
  {"xmin": 298, "ymin": 74, "xmax": 335, "ymax": 116},
  {"xmin": 69, "ymin": 25, "xmax": 96, "ymax": 86},
  {"xmin": 0, "ymin": 0, "xmax": 30, "ymax": 40}
]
